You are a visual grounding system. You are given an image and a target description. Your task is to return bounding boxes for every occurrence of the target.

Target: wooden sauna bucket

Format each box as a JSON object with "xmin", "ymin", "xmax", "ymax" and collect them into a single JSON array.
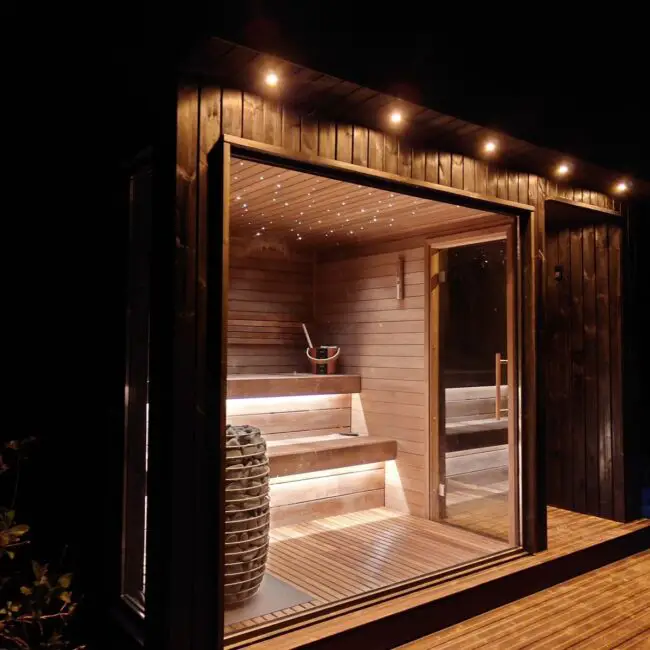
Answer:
[
  {"xmin": 306, "ymin": 346, "xmax": 340, "ymax": 374},
  {"xmin": 224, "ymin": 425, "xmax": 270, "ymax": 606}
]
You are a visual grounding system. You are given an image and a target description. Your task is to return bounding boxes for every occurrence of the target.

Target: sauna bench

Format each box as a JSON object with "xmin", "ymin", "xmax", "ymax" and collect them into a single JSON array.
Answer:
[
  {"xmin": 227, "ymin": 373, "xmax": 361, "ymax": 399},
  {"xmin": 267, "ymin": 435, "xmax": 397, "ymax": 478}
]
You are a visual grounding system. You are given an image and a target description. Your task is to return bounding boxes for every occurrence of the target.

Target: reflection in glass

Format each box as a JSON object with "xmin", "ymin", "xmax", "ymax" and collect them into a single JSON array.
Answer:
[{"xmin": 442, "ymin": 240, "xmax": 510, "ymax": 541}]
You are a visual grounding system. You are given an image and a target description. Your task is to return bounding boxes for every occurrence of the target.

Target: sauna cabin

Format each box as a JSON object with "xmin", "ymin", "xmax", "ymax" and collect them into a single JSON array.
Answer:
[{"xmin": 119, "ymin": 34, "xmax": 649, "ymax": 650}]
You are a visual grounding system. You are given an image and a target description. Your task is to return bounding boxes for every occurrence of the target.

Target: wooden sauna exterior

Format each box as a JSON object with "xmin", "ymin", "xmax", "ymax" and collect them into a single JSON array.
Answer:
[{"xmin": 130, "ymin": 36, "xmax": 648, "ymax": 650}]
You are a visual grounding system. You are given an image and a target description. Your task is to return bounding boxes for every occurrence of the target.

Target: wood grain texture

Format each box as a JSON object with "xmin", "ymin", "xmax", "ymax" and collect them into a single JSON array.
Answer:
[
  {"xmin": 269, "ymin": 464, "xmax": 386, "ymax": 528},
  {"xmin": 608, "ymin": 226, "xmax": 625, "ymax": 521},
  {"xmin": 545, "ymin": 219, "xmax": 624, "ymax": 522},
  {"xmin": 401, "ymin": 549, "xmax": 650, "ymax": 650},
  {"xmin": 268, "ymin": 435, "xmax": 396, "ymax": 478},
  {"xmin": 225, "ymin": 507, "xmax": 509, "ymax": 636},
  {"xmin": 227, "ymin": 239, "xmax": 312, "ymax": 369},
  {"xmin": 316, "ymin": 247, "xmax": 427, "ymax": 515},
  {"xmin": 352, "ymin": 126, "xmax": 369, "ymax": 167},
  {"xmin": 570, "ymin": 228, "xmax": 586, "ymax": 514},
  {"xmin": 225, "ymin": 508, "xmax": 648, "ymax": 642},
  {"xmin": 227, "ymin": 374, "xmax": 361, "ymax": 398},
  {"xmin": 368, "ymin": 130, "xmax": 384, "ymax": 171},
  {"xmin": 583, "ymin": 225, "xmax": 600, "ymax": 514},
  {"xmin": 595, "ymin": 224, "xmax": 612, "ymax": 518}
]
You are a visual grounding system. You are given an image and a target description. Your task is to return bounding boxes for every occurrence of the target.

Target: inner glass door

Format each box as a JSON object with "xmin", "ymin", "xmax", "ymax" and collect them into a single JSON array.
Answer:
[{"xmin": 429, "ymin": 226, "xmax": 519, "ymax": 545}]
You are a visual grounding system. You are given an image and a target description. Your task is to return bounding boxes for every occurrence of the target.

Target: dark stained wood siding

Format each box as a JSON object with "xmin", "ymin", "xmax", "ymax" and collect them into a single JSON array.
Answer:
[
  {"xmin": 200, "ymin": 90, "xmax": 616, "ymax": 215},
  {"xmin": 545, "ymin": 216, "xmax": 625, "ymax": 521}
]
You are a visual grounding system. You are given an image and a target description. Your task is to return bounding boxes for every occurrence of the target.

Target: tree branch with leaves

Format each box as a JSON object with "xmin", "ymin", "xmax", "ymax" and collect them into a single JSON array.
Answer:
[{"xmin": 0, "ymin": 438, "xmax": 85, "ymax": 649}]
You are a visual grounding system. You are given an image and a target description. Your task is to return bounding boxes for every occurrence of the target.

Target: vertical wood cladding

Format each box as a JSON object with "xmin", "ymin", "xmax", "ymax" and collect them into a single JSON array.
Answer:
[{"xmin": 545, "ymin": 220, "xmax": 624, "ymax": 521}]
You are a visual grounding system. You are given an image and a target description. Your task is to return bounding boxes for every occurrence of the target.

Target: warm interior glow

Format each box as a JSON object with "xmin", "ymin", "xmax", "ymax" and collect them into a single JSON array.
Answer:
[
  {"xmin": 226, "ymin": 393, "xmax": 342, "ymax": 416},
  {"xmin": 556, "ymin": 163, "xmax": 570, "ymax": 176},
  {"xmin": 484, "ymin": 140, "xmax": 497, "ymax": 153},
  {"xmin": 615, "ymin": 180, "xmax": 629, "ymax": 193},
  {"xmin": 265, "ymin": 71, "xmax": 279, "ymax": 87},
  {"xmin": 270, "ymin": 505, "xmax": 402, "ymax": 540},
  {"xmin": 390, "ymin": 111, "xmax": 402, "ymax": 124}
]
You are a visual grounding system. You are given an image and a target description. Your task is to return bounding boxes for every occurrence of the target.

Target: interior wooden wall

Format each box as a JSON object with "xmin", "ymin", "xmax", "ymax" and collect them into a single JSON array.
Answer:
[
  {"xmin": 226, "ymin": 394, "xmax": 351, "ymax": 442},
  {"xmin": 315, "ymin": 247, "xmax": 427, "ymax": 517},
  {"xmin": 545, "ymin": 219, "xmax": 624, "ymax": 521},
  {"xmin": 227, "ymin": 237, "xmax": 313, "ymax": 374},
  {"xmin": 269, "ymin": 463, "xmax": 385, "ymax": 528}
]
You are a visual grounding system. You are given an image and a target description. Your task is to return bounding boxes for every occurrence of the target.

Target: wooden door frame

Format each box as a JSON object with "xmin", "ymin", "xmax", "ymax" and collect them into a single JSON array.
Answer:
[
  {"xmin": 167, "ymin": 135, "xmax": 546, "ymax": 648},
  {"xmin": 425, "ymin": 222, "xmax": 520, "ymax": 546}
]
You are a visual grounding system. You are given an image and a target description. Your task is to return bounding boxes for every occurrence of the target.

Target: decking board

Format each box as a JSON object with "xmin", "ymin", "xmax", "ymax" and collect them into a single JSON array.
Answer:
[{"xmin": 400, "ymin": 550, "xmax": 650, "ymax": 649}]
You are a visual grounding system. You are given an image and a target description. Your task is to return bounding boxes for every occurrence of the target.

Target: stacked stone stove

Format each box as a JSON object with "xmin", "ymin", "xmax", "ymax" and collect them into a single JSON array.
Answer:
[{"xmin": 224, "ymin": 424, "xmax": 270, "ymax": 606}]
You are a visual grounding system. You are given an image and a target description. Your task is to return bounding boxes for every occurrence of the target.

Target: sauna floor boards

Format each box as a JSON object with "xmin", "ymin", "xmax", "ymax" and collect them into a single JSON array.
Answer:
[
  {"xmin": 400, "ymin": 549, "xmax": 650, "ymax": 649},
  {"xmin": 234, "ymin": 510, "xmax": 648, "ymax": 649},
  {"xmin": 225, "ymin": 507, "xmax": 508, "ymax": 636}
]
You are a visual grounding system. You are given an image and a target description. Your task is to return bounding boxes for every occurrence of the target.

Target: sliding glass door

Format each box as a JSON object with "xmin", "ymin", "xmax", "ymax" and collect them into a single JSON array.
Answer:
[{"xmin": 429, "ymin": 225, "xmax": 519, "ymax": 545}]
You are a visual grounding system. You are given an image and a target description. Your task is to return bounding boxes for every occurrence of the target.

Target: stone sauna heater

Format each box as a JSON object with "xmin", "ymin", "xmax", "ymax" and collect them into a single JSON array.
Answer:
[{"xmin": 224, "ymin": 424, "xmax": 270, "ymax": 605}]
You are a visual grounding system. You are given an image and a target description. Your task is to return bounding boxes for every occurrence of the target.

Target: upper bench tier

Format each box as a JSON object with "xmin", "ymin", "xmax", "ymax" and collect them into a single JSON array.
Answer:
[{"xmin": 227, "ymin": 373, "xmax": 361, "ymax": 399}]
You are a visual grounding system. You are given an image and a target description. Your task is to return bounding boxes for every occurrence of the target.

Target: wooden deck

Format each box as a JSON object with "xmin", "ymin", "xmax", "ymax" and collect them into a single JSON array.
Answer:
[
  {"xmin": 226, "ymin": 507, "xmax": 649, "ymax": 649},
  {"xmin": 400, "ymin": 550, "xmax": 650, "ymax": 649},
  {"xmin": 225, "ymin": 507, "xmax": 507, "ymax": 636}
]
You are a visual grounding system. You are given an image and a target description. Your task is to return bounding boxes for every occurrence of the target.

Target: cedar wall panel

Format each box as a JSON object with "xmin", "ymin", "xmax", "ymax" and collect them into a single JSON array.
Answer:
[
  {"xmin": 545, "ymin": 222, "xmax": 624, "ymax": 521},
  {"xmin": 315, "ymin": 247, "xmax": 427, "ymax": 517},
  {"xmin": 227, "ymin": 237, "xmax": 313, "ymax": 374},
  {"xmin": 226, "ymin": 393, "xmax": 352, "ymax": 442}
]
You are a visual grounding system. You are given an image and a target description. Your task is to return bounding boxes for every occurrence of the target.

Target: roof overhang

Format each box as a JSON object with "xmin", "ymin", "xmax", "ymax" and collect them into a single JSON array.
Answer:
[{"xmin": 180, "ymin": 37, "xmax": 649, "ymax": 199}]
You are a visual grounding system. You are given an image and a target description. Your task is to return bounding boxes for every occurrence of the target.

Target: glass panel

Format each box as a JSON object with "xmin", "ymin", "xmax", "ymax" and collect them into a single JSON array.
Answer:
[
  {"xmin": 441, "ymin": 240, "xmax": 511, "ymax": 541},
  {"xmin": 222, "ymin": 156, "xmax": 517, "ymax": 639},
  {"xmin": 121, "ymin": 164, "xmax": 151, "ymax": 614}
]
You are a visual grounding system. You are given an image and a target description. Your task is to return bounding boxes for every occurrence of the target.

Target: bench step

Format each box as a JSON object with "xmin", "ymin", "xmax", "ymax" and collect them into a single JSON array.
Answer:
[{"xmin": 268, "ymin": 436, "xmax": 397, "ymax": 478}]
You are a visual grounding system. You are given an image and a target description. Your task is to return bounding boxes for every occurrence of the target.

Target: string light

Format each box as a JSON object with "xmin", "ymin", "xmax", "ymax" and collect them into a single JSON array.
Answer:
[
  {"xmin": 390, "ymin": 111, "xmax": 402, "ymax": 124},
  {"xmin": 556, "ymin": 163, "xmax": 570, "ymax": 177},
  {"xmin": 614, "ymin": 180, "xmax": 629, "ymax": 193}
]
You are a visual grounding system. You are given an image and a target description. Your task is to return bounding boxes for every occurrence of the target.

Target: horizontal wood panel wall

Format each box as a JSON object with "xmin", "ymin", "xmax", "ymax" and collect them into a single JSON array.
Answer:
[
  {"xmin": 226, "ymin": 394, "xmax": 352, "ymax": 442},
  {"xmin": 545, "ymin": 223, "xmax": 624, "ymax": 521},
  {"xmin": 269, "ymin": 463, "xmax": 385, "ymax": 528},
  {"xmin": 228, "ymin": 237, "xmax": 313, "ymax": 374},
  {"xmin": 316, "ymin": 247, "xmax": 427, "ymax": 517}
]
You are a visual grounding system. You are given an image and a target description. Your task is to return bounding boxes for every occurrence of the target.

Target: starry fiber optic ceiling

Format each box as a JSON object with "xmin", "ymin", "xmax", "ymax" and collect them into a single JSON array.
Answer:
[{"xmin": 230, "ymin": 159, "xmax": 491, "ymax": 249}]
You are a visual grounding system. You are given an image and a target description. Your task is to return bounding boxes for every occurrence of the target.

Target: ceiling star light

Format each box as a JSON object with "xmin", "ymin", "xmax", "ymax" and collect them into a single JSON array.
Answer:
[{"xmin": 265, "ymin": 71, "xmax": 279, "ymax": 87}]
